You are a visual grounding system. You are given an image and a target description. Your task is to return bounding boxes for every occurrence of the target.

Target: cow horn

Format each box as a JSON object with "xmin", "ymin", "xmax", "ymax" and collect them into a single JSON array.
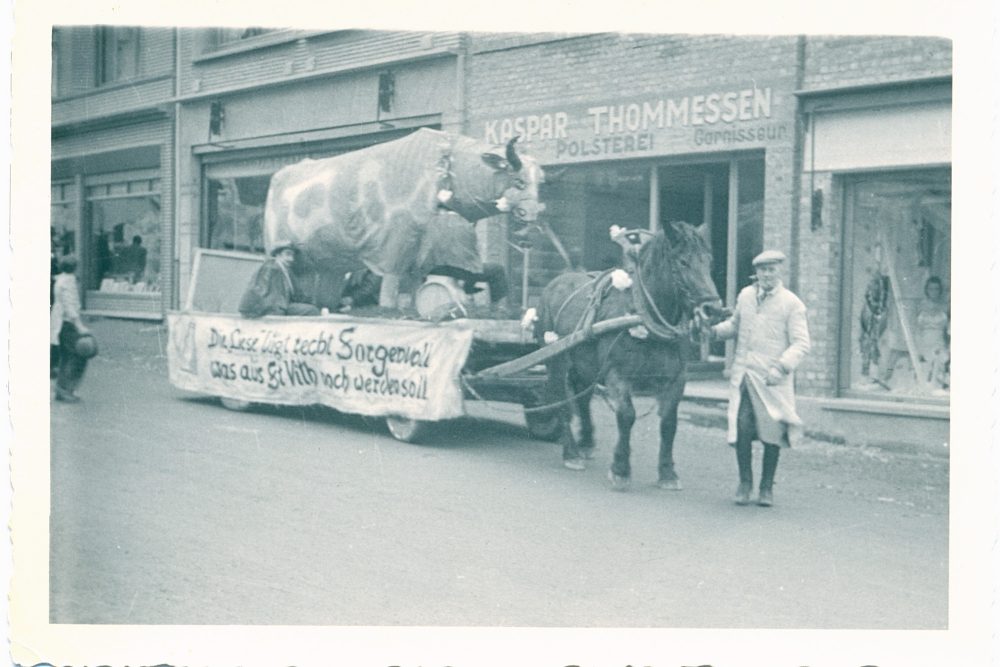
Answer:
[{"xmin": 505, "ymin": 137, "xmax": 523, "ymax": 171}]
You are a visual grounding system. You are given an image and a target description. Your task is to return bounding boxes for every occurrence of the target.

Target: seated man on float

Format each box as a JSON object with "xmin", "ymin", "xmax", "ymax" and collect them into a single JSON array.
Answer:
[{"xmin": 239, "ymin": 241, "xmax": 320, "ymax": 318}]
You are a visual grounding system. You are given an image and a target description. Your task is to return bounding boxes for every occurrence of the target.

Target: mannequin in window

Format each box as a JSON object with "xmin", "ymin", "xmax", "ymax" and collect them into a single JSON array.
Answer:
[
  {"xmin": 915, "ymin": 276, "xmax": 949, "ymax": 389},
  {"xmin": 876, "ymin": 275, "xmax": 949, "ymax": 391}
]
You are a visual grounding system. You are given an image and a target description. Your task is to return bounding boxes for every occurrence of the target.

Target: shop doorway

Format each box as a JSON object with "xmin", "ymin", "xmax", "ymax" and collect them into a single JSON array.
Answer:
[
  {"xmin": 527, "ymin": 154, "xmax": 765, "ymax": 370},
  {"xmin": 657, "ymin": 157, "xmax": 765, "ymax": 364}
]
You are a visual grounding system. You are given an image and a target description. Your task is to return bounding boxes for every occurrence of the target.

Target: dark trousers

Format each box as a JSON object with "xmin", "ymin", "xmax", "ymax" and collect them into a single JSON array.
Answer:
[
  {"xmin": 57, "ymin": 322, "xmax": 88, "ymax": 395},
  {"xmin": 735, "ymin": 381, "xmax": 780, "ymax": 490}
]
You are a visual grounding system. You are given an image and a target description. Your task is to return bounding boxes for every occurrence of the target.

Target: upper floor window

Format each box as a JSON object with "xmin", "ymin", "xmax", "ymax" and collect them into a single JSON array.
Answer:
[
  {"xmin": 213, "ymin": 27, "xmax": 277, "ymax": 47},
  {"xmin": 96, "ymin": 26, "xmax": 139, "ymax": 85}
]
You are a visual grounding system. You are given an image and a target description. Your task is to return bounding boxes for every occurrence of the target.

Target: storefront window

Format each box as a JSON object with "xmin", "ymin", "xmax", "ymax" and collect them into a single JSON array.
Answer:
[
  {"xmin": 524, "ymin": 164, "xmax": 650, "ymax": 304},
  {"xmin": 51, "ymin": 181, "xmax": 76, "ymax": 259},
  {"xmin": 214, "ymin": 27, "xmax": 278, "ymax": 46},
  {"xmin": 204, "ymin": 175, "xmax": 272, "ymax": 254},
  {"xmin": 86, "ymin": 184, "xmax": 161, "ymax": 295},
  {"xmin": 847, "ymin": 171, "xmax": 951, "ymax": 399}
]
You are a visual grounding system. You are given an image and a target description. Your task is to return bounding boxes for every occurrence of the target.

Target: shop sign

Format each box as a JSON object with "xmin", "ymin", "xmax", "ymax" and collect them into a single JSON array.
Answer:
[
  {"xmin": 168, "ymin": 312, "xmax": 474, "ymax": 420},
  {"xmin": 482, "ymin": 85, "xmax": 792, "ymax": 161}
]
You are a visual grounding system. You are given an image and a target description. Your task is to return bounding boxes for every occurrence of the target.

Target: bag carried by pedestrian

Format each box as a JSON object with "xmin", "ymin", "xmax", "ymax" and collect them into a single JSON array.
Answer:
[{"xmin": 74, "ymin": 333, "xmax": 99, "ymax": 359}]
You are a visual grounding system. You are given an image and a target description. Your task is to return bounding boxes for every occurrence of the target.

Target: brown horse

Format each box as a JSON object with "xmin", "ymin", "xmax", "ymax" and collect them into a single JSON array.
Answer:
[{"xmin": 535, "ymin": 222, "xmax": 723, "ymax": 489}]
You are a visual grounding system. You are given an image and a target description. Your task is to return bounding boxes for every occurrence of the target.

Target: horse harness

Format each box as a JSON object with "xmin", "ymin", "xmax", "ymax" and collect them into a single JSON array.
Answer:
[{"xmin": 550, "ymin": 229, "xmax": 690, "ymax": 344}]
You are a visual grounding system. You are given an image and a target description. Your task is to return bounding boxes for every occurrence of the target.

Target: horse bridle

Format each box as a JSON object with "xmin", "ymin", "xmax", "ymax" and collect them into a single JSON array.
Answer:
[{"xmin": 615, "ymin": 229, "xmax": 692, "ymax": 342}]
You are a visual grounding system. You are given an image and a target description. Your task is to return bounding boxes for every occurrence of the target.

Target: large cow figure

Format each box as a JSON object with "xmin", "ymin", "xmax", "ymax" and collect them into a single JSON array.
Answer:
[{"xmin": 264, "ymin": 128, "xmax": 545, "ymax": 309}]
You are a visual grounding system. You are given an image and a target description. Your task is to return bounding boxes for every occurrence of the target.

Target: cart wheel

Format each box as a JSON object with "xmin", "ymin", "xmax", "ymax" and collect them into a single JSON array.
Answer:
[
  {"xmin": 220, "ymin": 397, "xmax": 252, "ymax": 411},
  {"xmin": 385, "ymin": 416, "xmax": 427, "ymax": 443},
  {"xmin": 524, "ymin": 407, "xmax": 564, "ymax": 442}
]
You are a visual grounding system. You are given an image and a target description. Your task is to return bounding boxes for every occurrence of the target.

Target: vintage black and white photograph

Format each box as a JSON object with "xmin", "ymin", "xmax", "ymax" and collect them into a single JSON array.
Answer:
[{"xmin": 8, "ymin": 1, "xmax": 999, "ymax": 665}]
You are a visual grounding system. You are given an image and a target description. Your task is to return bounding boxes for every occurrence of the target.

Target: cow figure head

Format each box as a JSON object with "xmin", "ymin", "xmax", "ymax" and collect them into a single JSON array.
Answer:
[{"xmin": 477, "ymin": 137, "xmax": 546, "ymax": 228}]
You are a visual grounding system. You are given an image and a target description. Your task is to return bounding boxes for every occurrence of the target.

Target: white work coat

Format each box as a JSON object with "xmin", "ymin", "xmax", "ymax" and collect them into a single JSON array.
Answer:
[
  {"xmin": 712, "ymin": 281, "xmax": 811, "ymax": 446},
  {"xmin": 50, "ymin": 272, "xmax": 84, "ymax": 345}
]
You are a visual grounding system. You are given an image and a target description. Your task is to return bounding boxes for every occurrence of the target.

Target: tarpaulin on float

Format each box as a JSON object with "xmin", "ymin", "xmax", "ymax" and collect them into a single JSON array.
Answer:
[
  {"xmin": 167, "ymin": 312, "xmax": 474, "ymax": 420},
  {"xmin": 264, "ymin": 128, "xmax": 488, "ymax": 280}
]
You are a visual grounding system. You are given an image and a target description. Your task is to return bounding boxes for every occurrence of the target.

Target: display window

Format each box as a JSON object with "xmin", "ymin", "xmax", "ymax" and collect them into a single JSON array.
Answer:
[
  {"xmin": 85, "ymin": 177, "xmax": 161, "ymax": 295},
  {"xmin": 51, "ymin": 181, "xmax": 77, "ymax": 259},
  {"xmin": 530, "ymin": 156, "xmax": 764, "ymax": 366},
  {"xmin": 201, "ymin": 154, "xmax": 340, "ymax": 256},
  {"xmin": 204, "ymin": 175, "xmax": 271, "ymax": 254},
  {"xmin": 525, "ymin": 163, "xmax": 650, "ymax": 303},
  {"xmin": 845, "ymin": 170, "xmax": 951, "ymax": 399}
]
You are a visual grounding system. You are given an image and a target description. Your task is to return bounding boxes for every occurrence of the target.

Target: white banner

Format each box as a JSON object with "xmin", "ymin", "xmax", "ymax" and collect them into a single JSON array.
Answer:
[{"xmin": 167, "ymin": 312, "xmax": 475, "ymax": 420}]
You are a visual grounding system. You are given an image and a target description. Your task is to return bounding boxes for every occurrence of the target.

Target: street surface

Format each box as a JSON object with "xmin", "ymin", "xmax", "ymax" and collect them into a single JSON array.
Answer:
[{"xmin": 49, "ymin": 319, "xmax": 949, "ymax": 628}]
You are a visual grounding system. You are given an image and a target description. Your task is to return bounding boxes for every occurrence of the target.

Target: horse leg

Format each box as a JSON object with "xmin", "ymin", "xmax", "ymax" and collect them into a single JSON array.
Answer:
[
  {"xmin": 569, "ymin": 366, "xmax": 596, "ymax": 459},
  {"xmin": 546, "ymin": 356, "xmax": 585, "ymax": 470},
  {"xmin": 655, "ymin": 374, "xmax": 686, "ymax": 490},
  {"xmin": 605, "ymin": 369, "xmax": 635, "ymax": 490}
]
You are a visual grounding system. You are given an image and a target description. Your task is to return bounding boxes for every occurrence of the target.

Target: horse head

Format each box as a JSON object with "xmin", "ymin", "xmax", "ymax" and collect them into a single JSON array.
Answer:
[{"xmin": 643, "ymin": 220, "xmax": 723, "ymax": 324}]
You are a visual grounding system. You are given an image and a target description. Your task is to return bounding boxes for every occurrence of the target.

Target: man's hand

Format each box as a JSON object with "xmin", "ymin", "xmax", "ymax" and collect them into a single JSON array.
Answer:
[{"xmin": 766, "ymin": 365, "xmax": 785, "ymax": 386}]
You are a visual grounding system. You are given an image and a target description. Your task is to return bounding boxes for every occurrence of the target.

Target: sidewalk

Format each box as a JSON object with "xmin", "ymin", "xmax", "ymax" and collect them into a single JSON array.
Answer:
[
  {"xmin": 681, "ymin": 379, "xmax": 950, "ymax": 458},
  {"xmin": 71, "ymin": 316, "xmax": 949, "ymax": 458}
]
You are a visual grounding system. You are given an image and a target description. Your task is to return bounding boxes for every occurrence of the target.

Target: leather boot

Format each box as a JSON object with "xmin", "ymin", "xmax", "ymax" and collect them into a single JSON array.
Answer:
[
  {"xmin": 758, "ymin": 444, "xmax": 780, "ymax": 506},
  {"xmin": 734, "ymin": 440, "xmax": 753, "ymax": 505}
]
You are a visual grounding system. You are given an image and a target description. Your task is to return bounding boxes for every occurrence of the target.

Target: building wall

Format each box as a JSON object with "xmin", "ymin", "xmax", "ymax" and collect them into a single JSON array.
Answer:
[
  {"xmin": 52, "ymin": 26, "xmax": 174, "ymax": 120},
  {"xmin": 51, "ymin": 26, "xmax": 177, "ymax": 316},
  {"xmin": 173, "ymin": 29, "xmax": 463, "ymax": 304},
  {"xmin": 791, "ymin": 36, "xmax": 952, "ymax": 396},
  {"xmin": 802, "ymin": 36, "xmax": 952, "ymax": 90},
  {"xmin": 463, "ymin": 33, "xmax": 951, "ymax": 400}
]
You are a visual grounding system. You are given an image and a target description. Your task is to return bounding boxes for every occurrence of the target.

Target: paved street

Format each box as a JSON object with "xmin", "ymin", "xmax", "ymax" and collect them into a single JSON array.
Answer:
[{"xmin": 49, "ymin": 318, "xmax": 949, "ymax": 628}]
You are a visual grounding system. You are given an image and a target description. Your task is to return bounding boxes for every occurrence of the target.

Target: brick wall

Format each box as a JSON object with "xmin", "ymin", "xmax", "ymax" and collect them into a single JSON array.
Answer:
[
  {"xmin": 177, "ymin": 29, "xmax": 462, "ymax": 97},
  {"xmin": 466, "ymin": 33, "xmax": 800, "ymax": 117},
  {"xmin": 53, "ymin": 26, "xmax": 175, "ymax": 124},
  {"xmin": 792, "ymin": 35, "xmax": 952, "ymax": 396},
  {"xmin": 802, "ymin": 36, "xmax": 951, "ymax": 90},
  {"xmin": 464, "ymin": 33, "xmax": 950, "ymax": 399}
]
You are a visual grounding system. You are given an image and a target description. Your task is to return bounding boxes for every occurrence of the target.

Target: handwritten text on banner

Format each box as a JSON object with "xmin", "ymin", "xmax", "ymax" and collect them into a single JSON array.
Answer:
[{"xmin": 168, "ymin": 313, "xmax": 475, "ymax": 420}]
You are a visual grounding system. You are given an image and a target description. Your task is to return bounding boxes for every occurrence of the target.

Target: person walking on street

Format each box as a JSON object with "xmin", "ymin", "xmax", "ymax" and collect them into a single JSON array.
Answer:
[
  {"xmin": 707, "ymin": 250, "xmax": 811, "ymax": 506},
  {"xmin": 50, "ymin": 256, "xmax": 92, "ymax": 403}
]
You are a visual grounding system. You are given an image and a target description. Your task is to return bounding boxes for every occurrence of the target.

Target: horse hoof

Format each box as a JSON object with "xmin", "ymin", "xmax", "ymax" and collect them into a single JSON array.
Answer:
[
  {"xmin": 563, "ymin": 459, "xmax": 586, "ymax": 471},
  {"xmin": 607, "ymin": 470, "xmax": 631, "ymax": 491},
  {"xmin": 657, "ymin": 479, "xmax": 683, "ymax": 491}
]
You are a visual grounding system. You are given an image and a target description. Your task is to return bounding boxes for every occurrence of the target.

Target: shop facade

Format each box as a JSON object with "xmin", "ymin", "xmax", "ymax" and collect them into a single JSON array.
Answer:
[
  {"xmin": 173, "ymin": 29, "xmax": 465, "ymax": 306},
  {"xmin": 54, "ymin": 29, "xmax": 952, "ymax": 414},
  {"xmin": 464, "ymin": 33, "xmax": 952, "ymax": 409},
  {"xmin": 791, "ymin": 37, "xmax": 952, "ymax": 407},
  {"xmin": 51, "ymin": 26, "xmax": 176, "ymax": 319},
  {"xmin": 465, "ymin": 34, "xmax": 802, "ymax": 370}
]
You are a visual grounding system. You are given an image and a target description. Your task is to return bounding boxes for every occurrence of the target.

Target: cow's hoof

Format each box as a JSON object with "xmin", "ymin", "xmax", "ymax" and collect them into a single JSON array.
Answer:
[
  {"xmin": 656, "ymin": 479, "xmax": 683, "ymax": 491},
  {"xmin": 607, "ymin": 470, "xmax": 631, "ymax": 491},
  {"xmin": 563, "ymin": 458, "xmax": 586, "ymax": 471}
]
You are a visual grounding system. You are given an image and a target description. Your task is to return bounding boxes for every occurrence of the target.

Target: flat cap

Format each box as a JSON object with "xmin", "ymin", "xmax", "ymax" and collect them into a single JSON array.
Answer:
[{"xmin": 752, "ymin": 249, "xmax": 787, "ymax": 266}]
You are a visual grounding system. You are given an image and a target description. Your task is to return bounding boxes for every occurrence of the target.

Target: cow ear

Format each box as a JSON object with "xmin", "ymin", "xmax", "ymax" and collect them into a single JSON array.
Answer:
[{"xmin": 481, "ymin": 153, "xmax": 509, "ymax": 171}]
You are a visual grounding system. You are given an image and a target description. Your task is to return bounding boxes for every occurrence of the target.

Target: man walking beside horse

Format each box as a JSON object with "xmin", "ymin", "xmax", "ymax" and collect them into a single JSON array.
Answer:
[{"xmin": 706, "ymin": 250, "xmax": 811, "ymax": 507}]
